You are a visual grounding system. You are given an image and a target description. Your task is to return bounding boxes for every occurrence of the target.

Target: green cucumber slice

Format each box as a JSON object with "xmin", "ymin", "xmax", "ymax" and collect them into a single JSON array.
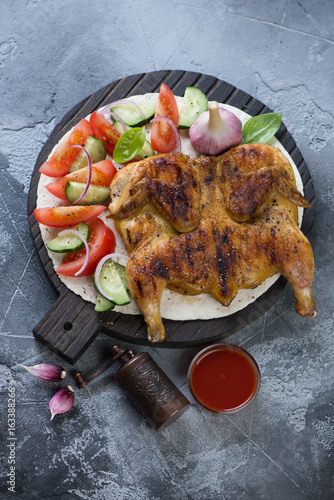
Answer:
[
  {"xmin": 65, "ymin": 181, "xmax": 110, "ymax": 205},
  {"xmin": 178, "ymin": 87, "xmax": 208, "ymax": 129},
  {"xmin": 112, "ymin": 121, "xmax": 130, "ymax": 134},
  {"xmin": 98, "ymin": 260, "xmax": 130, "ymax": 306},
  {"xmin": 46, "ymin": 222, "xmax": 90, "ymax": 253},
  {"xmin": 95, "ymin": 292, "xmax": 115, "ymax": 312},
  {"xmin": 113, "ymin": 263, "xmax": 128, "ymax": 290},
  {"xmin": 137, "ymin": 139, "xmax": 154, "ymax": 159},
  {"xmin": 93, "ymin": 277, "xmax": 115, "ymax": 311},
  {"xmin": 110, "ymin": 102, "xmax": 156, "ymax": 127},
  {"xmin": 69, "ymin": 135, "xmax": 106, "ymax": 173}
]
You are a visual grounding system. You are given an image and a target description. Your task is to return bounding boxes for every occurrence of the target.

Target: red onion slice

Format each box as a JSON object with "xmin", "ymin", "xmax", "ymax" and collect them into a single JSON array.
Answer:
[
  {"xmin": 97, "ymin": 99, "xmax": 146, "ymax": 119},
  {"xmin": 94, "ymin": 253, "xmax": 129, "ymax": 302},
  {"xmin": 70, "ymin": 145, "xmax": 92, "ymax": 204},
  {"xmin": 150, "ymin": 116, "xmax": 181, "ymax": 152},
  {"xmin": 110, "ymin": 112, "xmax": 127, "ymax": 132},
  {"xmin": 58, "ymin": 229, "xmax": 90, "ymax": 276}
]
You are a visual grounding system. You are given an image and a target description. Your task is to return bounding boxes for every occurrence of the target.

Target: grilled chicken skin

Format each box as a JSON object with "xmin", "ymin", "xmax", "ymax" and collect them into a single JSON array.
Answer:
[{"xmin": 109, "ymin": 145, "xmax": 317, "ymax": 343}]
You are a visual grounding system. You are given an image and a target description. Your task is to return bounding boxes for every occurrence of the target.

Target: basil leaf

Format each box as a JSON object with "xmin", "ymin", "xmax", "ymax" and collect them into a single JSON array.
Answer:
[
  {"xmin": 113, "ymin": 127, "xmax": 146, "ymax": 163},
  {"xmin": 242, "ymin": 112, "xmax": 282, "ymax": 144}
]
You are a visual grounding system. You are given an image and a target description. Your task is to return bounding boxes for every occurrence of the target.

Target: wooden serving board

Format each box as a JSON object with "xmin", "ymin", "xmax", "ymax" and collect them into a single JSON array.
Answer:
[{"xmin": 27, "ymin": 70, "xmax": 315, "ymax": 364}]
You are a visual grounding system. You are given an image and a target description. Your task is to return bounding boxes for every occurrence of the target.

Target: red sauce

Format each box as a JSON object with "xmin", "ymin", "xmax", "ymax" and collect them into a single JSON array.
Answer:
[{"xmin": 188, "ymin": 344, "xmax": 260, "ymax": 412}]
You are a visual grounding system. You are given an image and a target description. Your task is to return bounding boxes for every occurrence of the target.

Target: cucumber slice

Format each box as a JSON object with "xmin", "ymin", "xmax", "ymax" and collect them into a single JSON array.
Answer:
[
  {"xmin": 138, "ymin": 139, "xmax": 154, "ymax": 159},
  {"xmin": 46, "ymin": 222, "xmax": 90, "ymax": 253},
  {"xmin": 112, "ymin": 121, "xmax": 130, "ymax": 134},
  {"xmin": 112, "ymin": 122, "xmax": 153, "ymax": 160},
  {"xmin": 65, "ymin": 181, "xmax": 110, "ymax": 205},
  {"xmin": 178, "ymin": 87, "xmax": 208, "ymax": 129},
  {"xmin": 98, "ymin": 260, "xmax": 130, "ymax": 306},
  {"xmin": 110, "ymin": 102, "xmax": 156, "ymax": 127},
  {"xmin": 93, "ymin": 278, "xmax": 115, "ymax": 311},
  {"xmin": 69, "ymin": 135, "xmax": 106, "ymax": 173},
  {"xmin": 113, "ymin": 263, "xmax": 128, "ymax": 290},
  {"xmin": 95, "ymin": 292, "xmax": 115, "ymax": 312}
]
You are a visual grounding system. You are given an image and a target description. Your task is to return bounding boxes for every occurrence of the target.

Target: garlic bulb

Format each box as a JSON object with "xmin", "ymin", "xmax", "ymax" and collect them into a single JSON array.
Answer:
[{"xmin": 189, "ymin": 101, "xmax": 242, "ymax": 155}]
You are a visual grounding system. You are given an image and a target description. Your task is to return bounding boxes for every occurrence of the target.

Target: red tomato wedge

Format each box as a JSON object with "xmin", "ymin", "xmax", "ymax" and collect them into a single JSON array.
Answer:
[
  {"xmin": 39, "ymin": 119, "xmax": 94, "ymax": 178},
  {"xmin": 56, "ymin": 218, "xmax": 116, "ymax": 277},
  {"xmin": 34, "ymin": 205, "xmax": 105, "ymax": 227},
  {"xmin": 45, "ymin": 160, "xmax": 117, "ymax": 201},
  {"xmin": 90, "ymin": 111, "xmax": 121, "ymax": 156},
  {"xmin": 150, "ymin": 84, "xmax": 180, "ymax": 153}
]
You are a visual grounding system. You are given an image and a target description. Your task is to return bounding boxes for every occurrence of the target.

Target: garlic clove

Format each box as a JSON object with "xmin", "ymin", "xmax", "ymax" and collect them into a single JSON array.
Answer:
[
  {"xmin": 18, "ymin": 363, "xmax": 66, "ymax": 382},
  {"xmin": 49, "ymin": 386, "xmax": 75, "ymax": 420},
  {"xmin": 189, "ymin": 101, "xmax": 242, "ymax": 156}
]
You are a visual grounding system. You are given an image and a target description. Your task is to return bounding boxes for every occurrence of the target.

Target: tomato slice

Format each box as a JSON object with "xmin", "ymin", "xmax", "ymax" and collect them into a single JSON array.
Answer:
[
  {"xmin": 150, "ymin": 84, "xmax": 180, "ymax": 153},
  {"xmin": 34, "ymin": 205, "xmax": 105, "ymax": 227},
  {"xmin": 90, "ymin": 111, "xmax": 121, "ymax": 156},
  {"xmin": 39, "ymin": 119, "xmax": 94, "ymax": 178},
  {"xmin": 56, "ymin": 218, "xmax": 116, "ymax": 277},
  {"xmin": 45, "ymin": 160, "xmax": 117, "ymax": 201}
]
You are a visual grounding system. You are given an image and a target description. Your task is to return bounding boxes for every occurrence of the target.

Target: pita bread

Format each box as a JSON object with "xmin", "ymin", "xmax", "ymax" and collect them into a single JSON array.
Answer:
[{"xmin": 37, "ymin": 93, "xmax": 304, "ymax": 320}]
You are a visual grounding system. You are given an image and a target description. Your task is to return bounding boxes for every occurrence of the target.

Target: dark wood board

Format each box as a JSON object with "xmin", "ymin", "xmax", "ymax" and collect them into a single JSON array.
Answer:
[{"xmin": 27, "ymin": 70, "xmax": 315, "ymax": 364}]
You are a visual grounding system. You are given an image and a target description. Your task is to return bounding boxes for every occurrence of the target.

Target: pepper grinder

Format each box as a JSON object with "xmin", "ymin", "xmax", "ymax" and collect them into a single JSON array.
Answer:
[{"xmin": 73, "ymin": 345, "xmax": 190, "ymax": 431}]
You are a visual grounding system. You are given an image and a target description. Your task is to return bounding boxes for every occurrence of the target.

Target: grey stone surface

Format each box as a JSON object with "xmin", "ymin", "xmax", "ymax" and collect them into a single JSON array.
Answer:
[{"xmin": 1, "ymin": 0, "xmax": 334, "ymax": 498}]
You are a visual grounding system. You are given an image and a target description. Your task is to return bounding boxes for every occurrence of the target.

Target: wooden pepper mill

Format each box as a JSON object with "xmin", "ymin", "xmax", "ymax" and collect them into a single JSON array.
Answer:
[{"xmin": 73, "ymin": 345, "xmax": 190, "ymax": 431}]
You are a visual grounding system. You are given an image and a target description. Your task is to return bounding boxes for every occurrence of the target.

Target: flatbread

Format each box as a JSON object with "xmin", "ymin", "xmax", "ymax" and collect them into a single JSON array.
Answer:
[{"xmin": 36, "ymin": 93, "xmax": 304, "ymax": 320}]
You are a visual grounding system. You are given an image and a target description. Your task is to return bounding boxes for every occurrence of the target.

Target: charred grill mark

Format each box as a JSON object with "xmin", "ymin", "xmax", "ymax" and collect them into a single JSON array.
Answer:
[
  {"xmin": 212, "ymin": 227, "xmax": 232, "ymax": 245},
  {"xmin": 185, "ymin": 248, "xmax": 194, "ymax": 267},
  {"xmin": 184, "ymin": 234, "xmax": 195, "ymax": 267},
  {"xmin": 174, "ymin": 184, "xmax": 192, "ymax": 221},
  {"xmin": 164, "ymin": 230, "xmax": 210, "ymax": 285},
  {"xmin": 222, "ymin": 233, "xmax": 229, "ymax": 244},
  {"xmin": 270, "ymin": 249, "xmax": 278, "ymax": 265},
  {"xmin": 196, "ymin": 240, "xmax": 206, "ymax": 252},
  {"xmin": 216, "ymin": 248, "xmax": 231, "ymax": 297},
  {"xmin": 204, "ymin": 167, "xmax": 215, "ymax": 185},
  {"xmin": 212, "ymin": 228, "xmax": 220, "ymax": 243},
  {"xmin": 171, "ymin": 247, "xmax": 182, "ymax": 272},
  {"xmin": 254, "ymin": 225, "xmax": 279, "ymax": 266},
  {"xmin": 152, "ymin": 258, "xmax": 170, "ymax": 279},
  {"xmin": 136, "ymin": 279, "xmax": 143, "ymax": 296},
  {"xmin": 212, "ymin": 226, "xmax": 236, "ymax": 297},
  {"xmin": 148, "ymin": 178, "xmax": 198, "ymax": 225},
  {"xmin": 248, "ymin": 147, "xmax": 261, "ymax": 160}
]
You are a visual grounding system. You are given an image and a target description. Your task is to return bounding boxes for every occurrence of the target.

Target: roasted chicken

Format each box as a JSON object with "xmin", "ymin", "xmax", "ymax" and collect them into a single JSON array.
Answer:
[{"xmin": 109, "ymin": 144, "xmax": 317, "ymax": 342}]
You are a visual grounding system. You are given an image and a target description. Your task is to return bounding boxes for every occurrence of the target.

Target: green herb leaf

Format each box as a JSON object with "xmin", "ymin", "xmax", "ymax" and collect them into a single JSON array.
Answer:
[
  {"xmin": 242, "ymin": 112, "xmax": 282, "ymax": 144},
  {"xmin": 113, "ymin": 127, "xmax": 146, "ymax": 163}
]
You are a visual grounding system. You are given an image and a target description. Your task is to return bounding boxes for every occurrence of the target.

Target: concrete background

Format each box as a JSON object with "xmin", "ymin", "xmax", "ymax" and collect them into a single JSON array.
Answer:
[{"xmin": 1, "ymin": 0, "xmax": 334, "ymax": 499}]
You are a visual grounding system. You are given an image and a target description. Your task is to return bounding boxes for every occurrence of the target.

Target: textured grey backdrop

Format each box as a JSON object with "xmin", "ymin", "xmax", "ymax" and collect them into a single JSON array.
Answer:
[{"xmin": 1, "ymin": 1, "xmax": 333, "ymax": 499}]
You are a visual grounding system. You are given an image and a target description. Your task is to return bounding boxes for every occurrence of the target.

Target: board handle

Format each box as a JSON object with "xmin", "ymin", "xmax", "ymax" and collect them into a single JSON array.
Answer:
[{"xmin": 33, "ymin": 289, "xmax": 101, "ymax": 364}]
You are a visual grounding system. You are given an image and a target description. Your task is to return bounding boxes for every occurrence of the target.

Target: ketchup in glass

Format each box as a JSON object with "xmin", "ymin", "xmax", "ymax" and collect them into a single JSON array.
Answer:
[{"xmin": 188, "ymin": 344, "xmax": 261, "ymax": 413}]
